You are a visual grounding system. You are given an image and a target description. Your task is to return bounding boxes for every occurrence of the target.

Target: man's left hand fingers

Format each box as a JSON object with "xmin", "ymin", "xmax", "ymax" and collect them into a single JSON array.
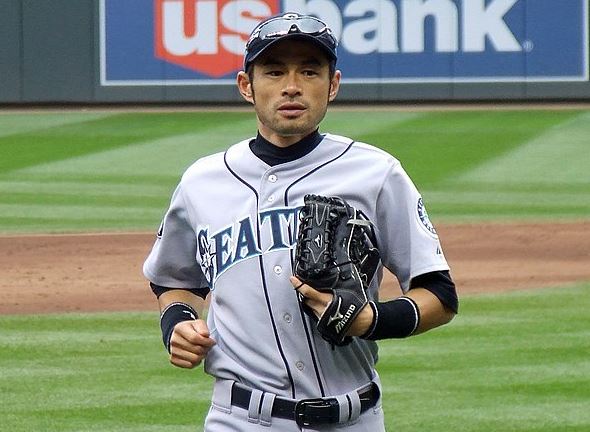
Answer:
[
  {"xmin": 290, "ymin": 276, "xmax": 305, "ymax": 291},
  {"xmin": 290, "ymin": 276, "xmax": 318, "ymax": 299},
  {"xmin": 290, "ymin": 276, "xmax": 332, "ymax": 314}
]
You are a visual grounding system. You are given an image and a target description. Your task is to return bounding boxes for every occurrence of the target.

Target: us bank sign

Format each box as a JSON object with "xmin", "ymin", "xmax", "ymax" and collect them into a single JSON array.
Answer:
[{"xmin": 100, "ymin": 0, "xmax": 589, "ymax": 85}]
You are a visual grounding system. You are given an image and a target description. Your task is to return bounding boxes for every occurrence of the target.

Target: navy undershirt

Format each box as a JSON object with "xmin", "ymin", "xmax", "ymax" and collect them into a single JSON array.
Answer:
[{"xmin": 249, "ymin": 130, "xmax": 323, "ymax": 166}]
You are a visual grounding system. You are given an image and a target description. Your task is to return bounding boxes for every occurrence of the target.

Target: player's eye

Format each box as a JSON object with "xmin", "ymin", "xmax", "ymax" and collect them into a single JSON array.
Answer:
[{"xmin": 302, "ymin": 69, "xmax": 318, "ymax": 76}]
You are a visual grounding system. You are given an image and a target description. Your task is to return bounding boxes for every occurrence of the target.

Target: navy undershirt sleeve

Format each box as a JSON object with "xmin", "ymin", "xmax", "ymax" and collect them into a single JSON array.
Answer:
[
  {"xmin": 410, "ymin": 270, "xmax": 459, "ymax": 313},
  {"xmin": 150, "ymin": 282, "xmax": 210, "ymax": 300}
]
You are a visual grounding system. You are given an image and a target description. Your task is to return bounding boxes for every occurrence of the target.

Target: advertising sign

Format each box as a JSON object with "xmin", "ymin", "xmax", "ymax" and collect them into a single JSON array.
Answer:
[{"xmin": 100, "ymin": 0, "xmax": 589, "ymax": 85}]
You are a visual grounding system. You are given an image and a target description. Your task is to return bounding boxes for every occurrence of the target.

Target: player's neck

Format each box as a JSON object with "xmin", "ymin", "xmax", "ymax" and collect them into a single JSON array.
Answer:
[
  {"xmin": 260, "ymin": 134, "xmax": 305, "ymax": 148},
  {"xmin": 251, "ymin": 130, "xmax": 323, "ymax": 166},
  {"xmin": 257, "ymin": 123, "xmax": 319, "ymax": 148}
]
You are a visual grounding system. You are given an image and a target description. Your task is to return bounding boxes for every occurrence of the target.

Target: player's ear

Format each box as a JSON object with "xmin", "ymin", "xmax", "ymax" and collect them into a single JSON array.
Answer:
[
  {"xmin": 328, "ymin": 70, "xmax": 341, "ymax": 102},
  {"xmin": 237, "ymin": 71, "xmax": 254, "ymax": 104}
]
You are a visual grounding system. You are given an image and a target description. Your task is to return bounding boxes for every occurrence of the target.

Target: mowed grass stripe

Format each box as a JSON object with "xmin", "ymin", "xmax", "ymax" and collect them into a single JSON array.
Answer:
[
  {"xmin": 12, "ymin": 112, "xmax": 417, "ymax": 181},
  {"xmin": 424, "ymin": 189, "xmax": 590, "ymax": 208},
  {"xmin": 367, "ymin": 110, "xmax": 582, "ymax": 188},
  {"xmin": 423, "ymin": 186, "xmax": 590, "ymax": 220},
  {"xmin": 1, "ymin": 284, "xmax": 589, "ymax": 432},
  {"xmin": 418, "ymin": 110, "xmax": 590, "ymax": 220},
  {"xmin": 0, "ymin": 116, "xmax": 260, "ymax": 232},
  {"xmin": 414, "ymin": 208, "xmax": 589, "ymax": 222},
  {"xmin": 429, "ymin": 182, "xmax": 590, "ymax": 194},
  {"xmin": 322, "ymin": 110, "xmax": 425, "ymax": 137},
  {"xmin": 0, "ymin": 203, "xmax": 163, "ymax": 220},
  {"xmin": 0, "ymin": 217, "xmax": 160, "ymax": 232},
  {"xmin": 0, "ymin": 182, "xmax": 173, "ymax": 199},
  {"xmin": 375, "ymin": 283, "xmax": 590, "ymax": 432},
  {"xmin": 0, "ymin": 312, "xmax": 212, "ymax": 430},
  {"xmin": 0, "ymin": 111, "xmax": 427, "ymax": 234},
  {"xmin": 0, "ymin": 112, "xmax": 115, "ymax": 139},
  {"xmin": 1, "ymin": 110, "xmax": 589, "ymax": 233},
  {"xmin": 15, "ymin": 119, "xmax": 257, "ymax": 179},
  {"xmin": 456, "ymin": 111, "xmax": 590, "ymax": 186},
  {"xmin": 3, "ymin": 171, "xmax": 179, "ymax": 186},
  {"xmin": 0, "ymin": 192, "xmax": 166, "ymax": 208},
  {"xmin": 0, "ymin": 112, "xmax": 253, "ymax": 173}
]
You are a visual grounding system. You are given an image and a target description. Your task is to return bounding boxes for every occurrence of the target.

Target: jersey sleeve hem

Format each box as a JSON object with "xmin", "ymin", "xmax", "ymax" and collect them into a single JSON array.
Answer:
[
  {"xmin": 410, "ymin": 264, "xmax": 450, "ymax": 280},
  {"xmin": 404, "ymin": 264, "xmax": 450, "ymax": 291},
  {"xmin": 143, "ymin": 267, "xmax": 202, "ymax": 290}
]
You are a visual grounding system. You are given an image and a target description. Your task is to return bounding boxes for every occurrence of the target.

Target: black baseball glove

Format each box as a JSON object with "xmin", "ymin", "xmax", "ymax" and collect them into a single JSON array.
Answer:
[{"xmin": 294, "ymin": 194, "xmax": 380, "ymax": 345}]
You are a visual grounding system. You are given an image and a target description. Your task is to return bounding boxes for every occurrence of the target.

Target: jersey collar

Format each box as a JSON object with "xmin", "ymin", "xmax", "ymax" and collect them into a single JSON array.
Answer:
[{"xmin": 250, "ymin": 130, "xmax": 324, "ymax": 166}]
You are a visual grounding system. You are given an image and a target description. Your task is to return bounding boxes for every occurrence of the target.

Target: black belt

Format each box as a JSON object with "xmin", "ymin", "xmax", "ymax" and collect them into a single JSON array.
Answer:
[{"xmin": 231, "ymin": 382, "xmax": 379, "ymax": 427}]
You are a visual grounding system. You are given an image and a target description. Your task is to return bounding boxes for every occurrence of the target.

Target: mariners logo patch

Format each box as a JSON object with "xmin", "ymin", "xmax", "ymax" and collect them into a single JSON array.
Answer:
[
  {"xmin": 417, "ymin": 198, "xmax": 437, "ymax": 237},
  {"xmin": 197, "ymin": 231, "xmax": 216, "ymax": 286}
]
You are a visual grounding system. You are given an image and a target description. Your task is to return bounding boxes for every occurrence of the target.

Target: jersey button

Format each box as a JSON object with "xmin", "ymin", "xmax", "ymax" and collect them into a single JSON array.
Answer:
[
  {"xmin": 267, "ymin": 195, "xmax": 275, "ymax": 203},
  {"xmin": 273, "ymin": 265, "xmax": 282, "ymax": 275},
  {"xmin": 268, "ymin": 174, "xmax": 277, "ymax": 183},
  {"xmin": 295, "ymin": 361, "xmax": 305, "ymax": 371},
  {"xmin": 283, "ymin": 313, "xmax": 292, "ymax": 323}
]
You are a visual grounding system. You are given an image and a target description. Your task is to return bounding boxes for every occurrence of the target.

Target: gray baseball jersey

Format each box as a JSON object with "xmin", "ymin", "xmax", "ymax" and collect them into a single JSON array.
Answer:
[{"xmin": 143, "ymin": 133, "xmax": 449, "ymax": 399}]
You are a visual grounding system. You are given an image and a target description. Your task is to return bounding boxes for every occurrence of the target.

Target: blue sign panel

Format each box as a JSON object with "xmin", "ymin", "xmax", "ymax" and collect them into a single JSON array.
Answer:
[{"xmin": 100, "ymin": 0, "xmax": 589, "ymax": 85}]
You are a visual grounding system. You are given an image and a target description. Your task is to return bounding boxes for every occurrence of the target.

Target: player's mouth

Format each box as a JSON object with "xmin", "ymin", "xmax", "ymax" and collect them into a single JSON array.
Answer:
[{"xmin": 277, "ymin": 102, "xmax": 307, "ymax": 118}]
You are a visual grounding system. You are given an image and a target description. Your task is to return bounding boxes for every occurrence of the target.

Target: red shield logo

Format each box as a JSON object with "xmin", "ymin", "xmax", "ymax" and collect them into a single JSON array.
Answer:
[{"xmin": 155, "ymin": 0, "xmax": 279, "ymax": 78}]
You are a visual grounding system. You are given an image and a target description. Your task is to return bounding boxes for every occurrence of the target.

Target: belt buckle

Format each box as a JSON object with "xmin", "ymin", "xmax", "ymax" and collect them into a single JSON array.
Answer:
[{"xmin": 294, "ymin": 397, "xmax": 339, "ymax": 427}]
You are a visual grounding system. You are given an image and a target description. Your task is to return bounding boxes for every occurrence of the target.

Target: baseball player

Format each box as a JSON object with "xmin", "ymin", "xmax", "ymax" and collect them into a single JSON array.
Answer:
[{"xmin": 144, "ymin": 12, "xmax": 458, "ymax": 431}]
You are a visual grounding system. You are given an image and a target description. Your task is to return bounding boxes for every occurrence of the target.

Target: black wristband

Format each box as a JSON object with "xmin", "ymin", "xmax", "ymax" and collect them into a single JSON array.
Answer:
[
  {"xmin": 160, "ymin": 302, "xmax": 199, "ymax": 352},
  {"xmin": 363, "ymin": 297, "xmax": 420, "ymax": 340}
]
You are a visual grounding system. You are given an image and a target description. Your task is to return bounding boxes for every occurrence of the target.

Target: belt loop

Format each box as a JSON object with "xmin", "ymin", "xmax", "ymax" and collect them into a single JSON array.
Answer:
[
  {"xmin": 259, "ymin": 392, "xmax": 276, "ymax": 426},
  {"xmin": 335, "ymin": 394, "xmax": 350, "ymax": 423},
  {"xmin": 247, "ymin": 389, "xmax": 264, "ymax": 424},
  {"xmin": 347, "ymin": 389, "xmax": 362, "ymax": 423},
  {"xmin": 211, "ymin": 379, "xmax": 234, "ymax": 414}
]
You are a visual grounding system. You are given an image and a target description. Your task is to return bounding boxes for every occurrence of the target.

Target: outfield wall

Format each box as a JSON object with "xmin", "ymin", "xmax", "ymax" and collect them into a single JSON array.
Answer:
[{"xmin": 1, "ymin": 0, "xmax": 589, "ymax": 104}]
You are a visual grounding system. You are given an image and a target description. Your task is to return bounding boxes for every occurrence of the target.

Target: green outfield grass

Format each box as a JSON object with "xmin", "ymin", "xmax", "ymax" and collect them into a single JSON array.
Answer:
[
  {"xmin": 1, "ymin": 283, "xmax": 588, "ymax": 431},
  {"xmin": 1, "ymin": 108, "xmax": 589, "ymax": 431},
  {"xmin": 0, "ymin": 109, "xmax": 589, "ymax": 233}
]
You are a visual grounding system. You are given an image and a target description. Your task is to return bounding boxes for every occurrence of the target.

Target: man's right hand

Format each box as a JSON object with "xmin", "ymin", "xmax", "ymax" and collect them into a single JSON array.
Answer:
[{"xmin": 169, "ymin": 319, "xmax": 216, "ymax": 368}]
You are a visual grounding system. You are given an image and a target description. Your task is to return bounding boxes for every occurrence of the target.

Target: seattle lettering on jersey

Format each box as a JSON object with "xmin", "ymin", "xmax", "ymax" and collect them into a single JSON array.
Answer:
[{"xmin": 197, "ymin": 206, "xmax": 301, "ymax": 287}]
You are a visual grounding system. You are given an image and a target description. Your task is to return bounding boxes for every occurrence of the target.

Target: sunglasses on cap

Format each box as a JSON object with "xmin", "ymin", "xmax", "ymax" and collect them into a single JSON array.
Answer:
[{"xmin": 244, "ymin": 13, "xmax": 338, "ymax": 69}]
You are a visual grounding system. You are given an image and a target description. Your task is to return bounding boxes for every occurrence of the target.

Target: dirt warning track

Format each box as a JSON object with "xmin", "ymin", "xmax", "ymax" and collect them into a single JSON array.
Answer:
[{"xmin": 1, "ymin": 221, "xmax": 589, "ymax": 314}]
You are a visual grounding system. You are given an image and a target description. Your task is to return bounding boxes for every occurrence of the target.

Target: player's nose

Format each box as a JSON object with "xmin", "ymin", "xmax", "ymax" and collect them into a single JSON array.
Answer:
[{"xmin": 281, "ymin": 72, "xmax": 302, "ymax": 97}]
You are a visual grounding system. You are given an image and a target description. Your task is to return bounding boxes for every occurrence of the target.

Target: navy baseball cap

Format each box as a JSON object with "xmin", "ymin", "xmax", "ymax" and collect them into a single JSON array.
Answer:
[{"xmin": 244, "ymin": 12, "xmax": 338, "ymax": 70}]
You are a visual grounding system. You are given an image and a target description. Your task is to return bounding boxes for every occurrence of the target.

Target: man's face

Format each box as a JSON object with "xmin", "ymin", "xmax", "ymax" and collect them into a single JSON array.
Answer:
[{"xmin": 237, "ymin": 39, "xmax": 341, "ymax": 147}]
